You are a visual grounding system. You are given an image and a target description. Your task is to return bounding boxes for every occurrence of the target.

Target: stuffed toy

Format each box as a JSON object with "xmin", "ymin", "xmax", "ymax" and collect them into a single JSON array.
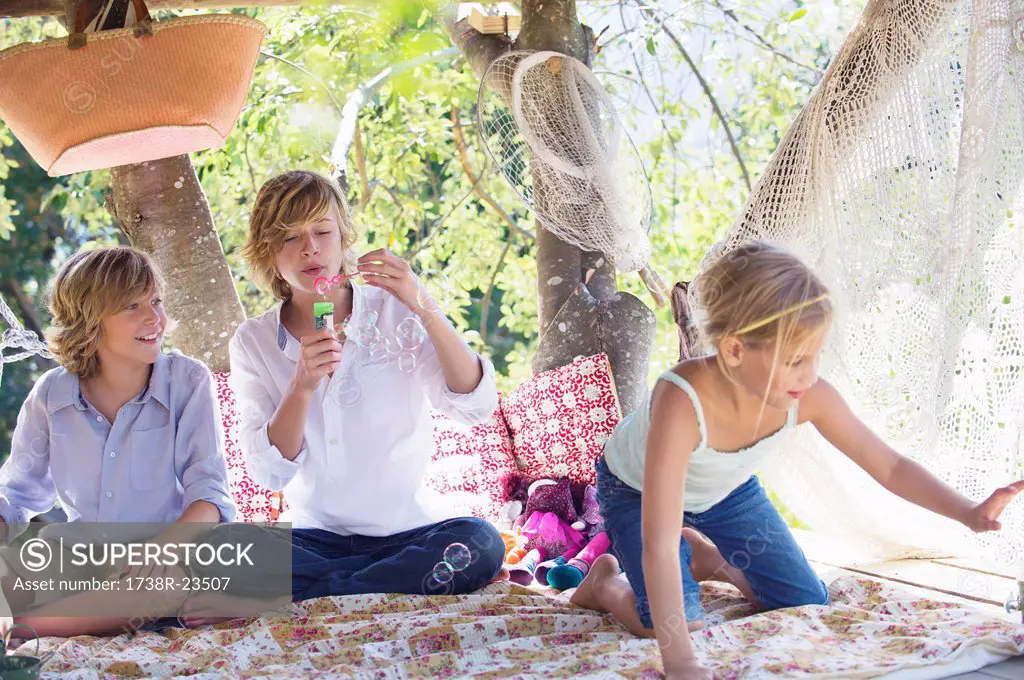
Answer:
[
  {"xmin": 547, "ymin": 531, "xmax": 611, "ymax": 591},
  {"xmin": 508, "ymin": 547, "xmax": 546, "ymax": 585}
]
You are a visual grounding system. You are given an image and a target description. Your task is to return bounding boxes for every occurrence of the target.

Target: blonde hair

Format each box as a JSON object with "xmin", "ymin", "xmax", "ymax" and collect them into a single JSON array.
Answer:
[
  {"xmin": 243, "ymin": 170, "xmax": 359, "ymax": 300},
  {"xmin": 693, "ymin": 241, "xmax": 832, "ymax": 378},
  {"xmin": 47, "ymin": 247, "xmax": 166, "ymax": 379}
]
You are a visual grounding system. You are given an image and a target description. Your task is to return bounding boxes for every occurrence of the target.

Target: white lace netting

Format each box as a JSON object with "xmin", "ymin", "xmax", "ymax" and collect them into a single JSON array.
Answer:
[
  {"xmin": 693, "ymin": 0, "xmax": 1024, "ymax": 569},
  {"xmin": 478, "ymin": 50, "xmax": 653, "ymax": 272},
  {"xmin": 0, "ymin": 291, "xmax": 52, "ymax": 385}
]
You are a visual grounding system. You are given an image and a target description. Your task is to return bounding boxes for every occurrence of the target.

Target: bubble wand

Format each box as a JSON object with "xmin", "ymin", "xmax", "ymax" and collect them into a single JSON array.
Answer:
[{"xmin": 313, "ymin": 271, "xmax": 361, "ymax": 296}]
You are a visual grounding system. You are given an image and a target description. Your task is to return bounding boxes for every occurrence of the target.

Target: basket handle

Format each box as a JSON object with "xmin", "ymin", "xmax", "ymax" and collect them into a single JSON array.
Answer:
[{"xmin": 66, "ymin": 0, "xmax": 154, "ymax": 50}]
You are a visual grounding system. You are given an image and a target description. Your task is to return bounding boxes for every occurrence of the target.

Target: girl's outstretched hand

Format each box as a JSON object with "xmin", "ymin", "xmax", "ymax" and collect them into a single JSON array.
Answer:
[{"xmin": 962, "ymin": 481, "xmax": 1024, "ymax": 532}]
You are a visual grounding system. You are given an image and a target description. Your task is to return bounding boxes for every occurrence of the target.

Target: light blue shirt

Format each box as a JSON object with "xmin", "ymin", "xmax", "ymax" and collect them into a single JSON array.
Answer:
[{"xmin": 0, "ymin": 351, "xmax": 236, "ymax": 535}]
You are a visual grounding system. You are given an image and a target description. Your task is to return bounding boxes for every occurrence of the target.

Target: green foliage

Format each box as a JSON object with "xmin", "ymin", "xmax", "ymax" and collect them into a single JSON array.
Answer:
[{"xmin": 0, "ymin": 1, "xmax": 858, "ymax": 456}]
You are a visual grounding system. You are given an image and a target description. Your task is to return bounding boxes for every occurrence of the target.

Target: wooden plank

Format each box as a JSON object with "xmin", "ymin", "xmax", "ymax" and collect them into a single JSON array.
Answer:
[
  {"xmin": 468, "ymin": 7, "xmax": 520, "ymax": 34},
  {"xmin": 934, "ymin": 557, "xmax": 1020, "ymax": 581},
  {"xmin": 809, "ymin": 560, "xmax": 1020, "ymax": 624},
  {"xmin": 842, "ymin": 559, "xmax": 1016, "ymax": 608}
]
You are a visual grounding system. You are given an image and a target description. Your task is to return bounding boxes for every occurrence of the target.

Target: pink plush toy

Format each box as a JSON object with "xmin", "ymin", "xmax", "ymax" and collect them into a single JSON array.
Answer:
[
  {"xmin": 523, "ymin": 478, "xmax": 577, "ymax": 524},
  {"xmin": 520, "ymin": 510, "xmax": 586, "ymax": 557}
]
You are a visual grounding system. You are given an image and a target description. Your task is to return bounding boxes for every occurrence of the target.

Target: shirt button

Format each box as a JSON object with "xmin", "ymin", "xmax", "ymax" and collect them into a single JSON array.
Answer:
[
  {"xmin": 109, "ymin": 452, "xmax": 116, "ymax": 458},
  {"xmin": 96, "ymin": 416, "xmax": 103, "ymax": 422},
  {"xmin": 100, "ymin": 532, "xmax": 108, "ymax": 539},
  {"xmin": 329, "ymin": 438, "xmax": 338, "ymax": 446},
  {"xmin": 105, "ymin": 491, "xmax": 113, "ymax": 498}
]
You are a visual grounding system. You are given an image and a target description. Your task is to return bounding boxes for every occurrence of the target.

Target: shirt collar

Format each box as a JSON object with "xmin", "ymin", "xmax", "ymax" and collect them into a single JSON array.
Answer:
[
  {"xmin": 277, "ymin": 285, "xmax": 361, "ymax": 362},
  {"xmin": 45, "ymin": 354, "xmax": 171, "ymax": 415},
  {"xmin": 132, "ymin": 352, "xmax": 172, "ymax": 409}
]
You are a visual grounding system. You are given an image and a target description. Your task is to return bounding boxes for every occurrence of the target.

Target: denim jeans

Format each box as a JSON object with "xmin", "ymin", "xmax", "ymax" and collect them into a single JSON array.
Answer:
[
  {"xmin": 292, "ymin": 516, "xmax": 504, "ymax": 601},
  {"xmin": 595, "ymin": 456, "xmax": 828, "ymax": 627},
  {"xmin": 133, "ymin": 518, "xmax": 503, "ymax": 629}
]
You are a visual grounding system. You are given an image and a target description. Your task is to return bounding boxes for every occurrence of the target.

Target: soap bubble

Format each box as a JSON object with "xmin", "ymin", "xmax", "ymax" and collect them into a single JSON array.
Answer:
[
  {"xmin": 343, "ymin": 311, "xmax": 380, "ymax": 347},
  {"xmin": 361, "ymin": 326, "xmax": 382, "ymax": 347},
  {"xmin": 432, "ymin": 561, "xmax": 454, "ymax": 584},
  {"xmin": 395, "ymin": 317, "xmax": 427, "ymax": 351},
  {"xmin": 443, "ymin": 543, "xmax": 472, "ymax": 571},
  {"xmin": 398, "ymin": 352, "xmax": 417, "ymax": 373},
  {"xmin": 369, "ymin": 336, "xmax": 393, "ymax": 362}
]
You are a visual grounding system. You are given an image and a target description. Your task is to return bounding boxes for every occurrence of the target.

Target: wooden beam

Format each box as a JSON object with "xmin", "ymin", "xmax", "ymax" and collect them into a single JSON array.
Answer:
[
  {"xmin": 1, "ymin": 0, "xmax": 293, "ymax": 18},
  {"xmin": 0, "ymin": 0, "xmax": 558, "ymax": 20}
]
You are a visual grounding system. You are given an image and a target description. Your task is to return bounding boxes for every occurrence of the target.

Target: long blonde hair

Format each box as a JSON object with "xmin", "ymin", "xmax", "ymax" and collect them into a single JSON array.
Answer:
[
  {"xmin": 692, "ymin": 241, "xmax": 833, "ymax": 384},
  {"xmin": 47, "ymin": 247, "xmax": 166, "ymax": 379},
  {"xmin": 243, "ymin": 170, "xmax": 359, "ymax": 300}
]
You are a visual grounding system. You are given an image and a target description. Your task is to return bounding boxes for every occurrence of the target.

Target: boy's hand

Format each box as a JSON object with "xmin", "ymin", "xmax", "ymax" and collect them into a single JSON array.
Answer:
[
  {"xmin": 357, "ymin": 249, "xmax": 434, "ymax": 316},
  {"xmin": 293, "ymin": 327, "xmax": 344, "ymax": 393},
  {"xmin": 961, "ymin": 481, "xmax": 1024, "ymax": 532}
]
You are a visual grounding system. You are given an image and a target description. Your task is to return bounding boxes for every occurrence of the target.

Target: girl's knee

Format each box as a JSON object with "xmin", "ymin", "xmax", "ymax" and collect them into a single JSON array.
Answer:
[{"xmin": 771, "ymin": 579, "xmax": 829, "ymax": 609}]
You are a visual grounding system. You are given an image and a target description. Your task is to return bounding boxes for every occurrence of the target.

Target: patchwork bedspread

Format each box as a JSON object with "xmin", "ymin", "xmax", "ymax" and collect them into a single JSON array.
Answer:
[{"xmin": 22, "ymin": 576, "xmax": 1024, "ymax": 678}]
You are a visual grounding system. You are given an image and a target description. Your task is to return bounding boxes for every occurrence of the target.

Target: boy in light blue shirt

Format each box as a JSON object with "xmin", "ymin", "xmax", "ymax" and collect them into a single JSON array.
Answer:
[{"xmin": 0, "ymin": 247, "xmax": 235, "ymax": 636}]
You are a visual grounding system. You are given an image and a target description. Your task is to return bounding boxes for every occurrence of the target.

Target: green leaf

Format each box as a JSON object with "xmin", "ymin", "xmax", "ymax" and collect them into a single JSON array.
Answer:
[
  {"xmin": 788, "ymin": 8, "xmax": 808, "ymax": 22},
  {"xmin": 416, "ymin": 8, "xmax": 430, "ymax": 28},
  {"xmin": 646, "ymin": 36, "xmax": 657, "ymax": 55}
]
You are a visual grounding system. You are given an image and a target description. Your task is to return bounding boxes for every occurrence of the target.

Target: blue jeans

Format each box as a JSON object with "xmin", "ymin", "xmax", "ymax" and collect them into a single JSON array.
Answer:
[
  {"xmin": 292, "ymin": 517, "xmax": 504, "ymax": 601},
  {"xmin": 595, "ymin": 456, "xmax": 828, "ymax": 627}
]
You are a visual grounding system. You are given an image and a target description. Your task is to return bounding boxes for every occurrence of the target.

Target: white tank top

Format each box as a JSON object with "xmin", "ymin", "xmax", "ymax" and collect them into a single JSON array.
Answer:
[{"xmin": 602, "ymin": 370, "xmax": 797, "ymax": 513}]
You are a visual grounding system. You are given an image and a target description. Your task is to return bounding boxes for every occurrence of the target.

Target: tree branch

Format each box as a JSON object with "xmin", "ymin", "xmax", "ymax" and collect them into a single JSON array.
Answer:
[
  {"xmin": 439, "ymin": 10, "xmax": 514, "ymax": 79},
  {"xmin": 480, "ymin": 238, "xmax": 512, "ymax": 343},
  {"xmin": 1, "ymin": 278, "xmax": 46, "ymax": 339},
  {"xmin": 259, "ymin": 50, "xmax": 345, "ymax": 117},
  {"xmin": 710, "ymin": 0, "xmax": 822, "ymax": 76},
  {"xmin": 353, "ymin": 122, "xmax": 370, "ymax": 211},
  {"xmin": 328, "ymin": 47, "xmax": 459, "ymax": 191},
  {"xmin": 653, "ymin": 14, "xmax": 752, "ymax": 192}
]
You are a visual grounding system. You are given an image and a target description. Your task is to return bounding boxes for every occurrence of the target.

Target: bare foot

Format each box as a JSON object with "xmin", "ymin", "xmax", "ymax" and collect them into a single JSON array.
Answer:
[
  {"xmin": 682, "ymin": 528, "xmax": 759, "ymax": 606},
  {"xmin": 490, "ymin": 567, "xmax": 511, "ymax": 583},
  {"xmin": 569, "ymin": 553, "xmax": 620, "ymax": 613}
]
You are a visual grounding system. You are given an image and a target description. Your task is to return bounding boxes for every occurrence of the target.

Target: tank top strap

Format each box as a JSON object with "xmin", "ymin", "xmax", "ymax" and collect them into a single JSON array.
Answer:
[{"xmin": 657, "ymin": 371, "xmax": 708, "ymax": 449}]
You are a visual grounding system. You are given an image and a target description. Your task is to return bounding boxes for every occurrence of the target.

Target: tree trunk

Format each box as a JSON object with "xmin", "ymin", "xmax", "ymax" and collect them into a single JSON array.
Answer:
[
  {"xmin": 109, "ymin": 155, "xmax": 245, "ymax": 371},
  {"xmin": 448, "ymin": 0, "xmax": 656, "ymax": 415}
]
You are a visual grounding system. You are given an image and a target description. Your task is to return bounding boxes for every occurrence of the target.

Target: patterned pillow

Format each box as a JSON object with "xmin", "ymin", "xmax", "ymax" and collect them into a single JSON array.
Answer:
[
  {"xmin": 500, "ymin": 353, "xmax": 621, "ymax": 485},
  {"xmin": 423, "ymin": 404, "xmax": 517, "ymax": 522},
  {"xmin": 212, "ymin": 371, "xmax": 285, "ymax": 523}
]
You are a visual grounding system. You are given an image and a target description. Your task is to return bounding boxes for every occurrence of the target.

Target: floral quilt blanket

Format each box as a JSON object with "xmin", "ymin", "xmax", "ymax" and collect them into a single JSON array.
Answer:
[{"xmin": 22, "ymin": 576, "xmax": 1024, "ymax": 679}]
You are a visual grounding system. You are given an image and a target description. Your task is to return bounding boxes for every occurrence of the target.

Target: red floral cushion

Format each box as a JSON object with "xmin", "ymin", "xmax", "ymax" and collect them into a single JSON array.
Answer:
[
  {"xmin": 212, "ymin": 371, "xmax": 285, "ymax": 523},
  {"xmin": 500, "ymin": 353, "xmax": 622, "ymax": 485},
  {"xmin": 422, "ymin": 405, "xmax": 517, "ymax": 522}
]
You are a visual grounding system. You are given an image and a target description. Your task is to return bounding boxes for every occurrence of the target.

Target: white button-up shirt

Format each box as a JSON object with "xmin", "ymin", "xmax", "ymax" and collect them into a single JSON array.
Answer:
[
  {"xmin": 0, "ymin": 351, "xmax": 236, "ymax": 538},
  {"xmin": 228, "ymin": 284, "xmax": 498, "ymax": 536}
]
